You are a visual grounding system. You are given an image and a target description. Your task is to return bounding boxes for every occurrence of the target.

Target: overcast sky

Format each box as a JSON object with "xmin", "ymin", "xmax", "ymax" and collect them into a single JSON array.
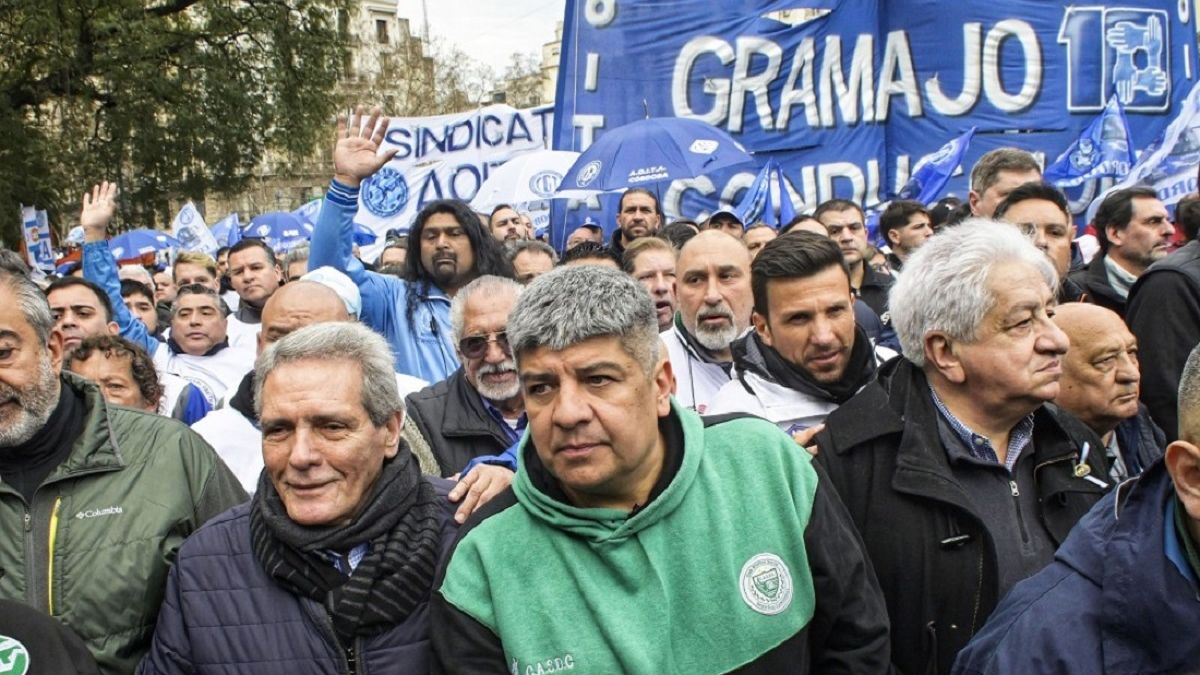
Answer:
[{"xmin": 398, "ymin": 0, "xmax": 565, "ymax": 70}]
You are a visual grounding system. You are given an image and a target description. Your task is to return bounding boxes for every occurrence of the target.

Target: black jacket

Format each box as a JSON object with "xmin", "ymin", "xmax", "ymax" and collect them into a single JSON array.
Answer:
[
  {"xmin": 1068, "ymin": 253, "xmax": 1127, "ymax": 317},
  {"xmin": 1125, "ymin": 240, "xmax": 1200, "ymax": 443},
  {"xmin": 857, "ymin": 264, "xmax": 894, "ymax": 325},
  {"xmin": 815, "ymin": 358, "xmax": 1110, "ymax": 675},
  {"xmin": 406, "ymin": 368, "xmax": 515, "ymax": 477}
]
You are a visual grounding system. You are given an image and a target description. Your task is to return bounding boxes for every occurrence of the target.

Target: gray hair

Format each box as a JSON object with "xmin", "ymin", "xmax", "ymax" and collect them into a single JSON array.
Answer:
[
  {"xmin": 507, "ymin": 265, "xmax": 659, "ymax": 373},
  {"xmin": 284, "ymin": 243, "xmax": 310, "ymax": 270},
  {"xmin": 449, "ymin": 275, "xmax": 523, "ymax": 344},
  {"xmin": 970, "ymin": 147, "xmax": 1041, "ymax": 194},
  {"xmin": 1, "ymin": 271, "xmax": 53, "ymax": 346},
  {"xmin": 254, "ymin": 322, "xmax": 403, "ymax": 427},
  {"xmin": 890, "ymin": 219, "xmax": 1057, "ymax": 367},
  {"xmin": 118, "ymin": 265, "xmax": 156, "ymax": 292},
  {"xmin": 1178, "ymin": 345, "xmax": 1200, "ymax": 441},
  {"xmin": 507, "ymin": 240, "xmax": 558, "ymax": 264},
  {"xmin": 170, "ymin": 284, "xmax": 223, "ymax": 320}
]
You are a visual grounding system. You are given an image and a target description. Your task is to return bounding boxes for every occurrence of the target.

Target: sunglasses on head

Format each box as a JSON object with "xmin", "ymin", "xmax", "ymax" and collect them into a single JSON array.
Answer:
[{"xmin": 459, "ymin": 331, "xmax": 511, "ymax": 359}]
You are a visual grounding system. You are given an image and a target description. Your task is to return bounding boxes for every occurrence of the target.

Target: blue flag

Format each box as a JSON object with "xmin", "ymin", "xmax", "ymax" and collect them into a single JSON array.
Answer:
[
  {"xmin": 210, "ymin": 213, "xmax": 242, "ymax": 247},
  {"xmin": 735, "ymin": 160, "xmax": 796, "ymax": 228},
  {"xmin": 897, "ymin": 127, "xmax": 976, "ymax": 205},
  {"xmin": 292, "ymin": 199, "xmax": 322, "ymax": 226},
  {"xmin": 1044, "ymin": 96, "xmax": 1135, "ymax": 187}
]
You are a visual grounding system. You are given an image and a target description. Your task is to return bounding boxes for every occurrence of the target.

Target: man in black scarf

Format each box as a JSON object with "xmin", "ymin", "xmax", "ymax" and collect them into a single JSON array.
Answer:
[
  {"xmin": 707, "ymin": 231, "xmax": 896, "ymax": 450},
  {"xmin": 140, "ymin": 321, "xmax": 458, "ymax": 674}
]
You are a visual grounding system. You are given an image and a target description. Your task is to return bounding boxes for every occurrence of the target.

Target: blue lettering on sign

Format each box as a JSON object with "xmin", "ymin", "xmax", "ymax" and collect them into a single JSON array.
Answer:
[{"xmin": 362, "ymin": 167, "xmax": 409, "ymax": 218}]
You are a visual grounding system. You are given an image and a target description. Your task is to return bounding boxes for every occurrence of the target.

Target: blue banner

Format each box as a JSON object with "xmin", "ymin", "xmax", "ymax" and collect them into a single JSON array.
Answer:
[
  {"xmin": 1044, "ymin": 96, "xmax": 1135, "ymax": 186},
  {"xmin": 552, "ymin": 0, "xmax": 1198, "ymax": 233}
]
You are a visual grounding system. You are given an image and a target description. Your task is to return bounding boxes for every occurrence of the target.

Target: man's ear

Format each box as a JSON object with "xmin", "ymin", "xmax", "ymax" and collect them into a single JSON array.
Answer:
[
  {"xmin": 654, "ymin": 352, "xmax": 674, "ymax": 417},
  {"xmin": 1166, "ymin": 440, "xmax": 1200, "ymax": 521},
  {"xmin": 383, "ymin": 411, "xmax": 403, "ymax": 459},
  {"xmin": 924, "ymin": 331, "xmax": 966, "ymax": 384},
  {"xmin": 968, "ymin": 190, "xmax": 982, "ymax": 216},
  {"xmin": 751, "ymin": 310, "xmax": 772, "ymax": 346},
  {"xmin": 106, "ymin": 321, "xmax": 119, "ymax": 336},
  {"xmin": 47, "ymin": 328, "xmax": 65, "ymax": 374},
  {"xmin": 886, "ymin": 229, "xmax": 901, "ymax": 248}
]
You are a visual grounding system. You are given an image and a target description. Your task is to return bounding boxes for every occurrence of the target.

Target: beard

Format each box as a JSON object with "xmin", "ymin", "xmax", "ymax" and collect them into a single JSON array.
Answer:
[
  {"xmin": 689, "ymin": 305, "xmax": 739, "ymax": 352},
  {"xmin": 475, "ymin": 359, "xmax": 521, "ymax": 402},
  {"xmin": 429, "ymin": 251, "xmax": 460, "ymax": 288},
  {"xmin": 0, "ymin": 354, "xmax": 60, "ymax": 447}
]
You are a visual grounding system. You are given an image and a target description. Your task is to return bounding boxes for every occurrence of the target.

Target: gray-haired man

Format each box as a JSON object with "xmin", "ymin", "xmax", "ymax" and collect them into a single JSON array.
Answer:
[
  {"xmin": 815, "ymin": 221, "xmax": 1111, "ymax": 674},
  {"xmin": 431, "ymin": 265, "xmax": 892, "ymax": 674},
  {"xmin": 139, "ymin": 322, "xmax": 459, "ymax": 674}
]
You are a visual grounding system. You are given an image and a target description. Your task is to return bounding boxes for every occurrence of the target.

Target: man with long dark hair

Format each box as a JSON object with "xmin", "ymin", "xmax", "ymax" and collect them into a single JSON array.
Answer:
[{"xmin": 310, "ymin": 107, "xmax": 512, "ymax": 382}]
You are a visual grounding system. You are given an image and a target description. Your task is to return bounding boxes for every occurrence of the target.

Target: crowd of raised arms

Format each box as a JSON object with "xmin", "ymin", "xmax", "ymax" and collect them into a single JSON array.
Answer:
[{"xmin": 2, "ymin": 107, "xmax": 1199, "ymax": 675}]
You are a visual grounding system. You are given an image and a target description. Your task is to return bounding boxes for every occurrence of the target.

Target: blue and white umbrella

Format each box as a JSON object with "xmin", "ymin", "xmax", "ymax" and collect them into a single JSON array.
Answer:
[
  {"xmin": 556, "ymin": 117, "xmax": 752, "ymax": 195},
  {"xmin": 108, "ymin": 229, "xmax": 181, "ymax": 261},
  {"xmin": 246, "ymin": 212, "xmax": 313, "ymax": 253}
]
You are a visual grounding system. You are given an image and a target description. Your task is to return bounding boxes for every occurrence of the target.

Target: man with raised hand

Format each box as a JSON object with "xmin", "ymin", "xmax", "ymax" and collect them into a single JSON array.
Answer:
[{"xmin": 309, "ymin": 108, "xmax": 511, "ymax": 382}]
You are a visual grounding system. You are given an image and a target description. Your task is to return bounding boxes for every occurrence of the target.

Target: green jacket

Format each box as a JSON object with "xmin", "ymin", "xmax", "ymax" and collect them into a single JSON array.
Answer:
[{"xmin": 0, "ymin": 373, "xmax": 247, "ymax": 674}]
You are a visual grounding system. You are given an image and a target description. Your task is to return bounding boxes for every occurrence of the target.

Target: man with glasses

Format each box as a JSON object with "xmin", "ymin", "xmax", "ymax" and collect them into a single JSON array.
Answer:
[{"xmin": 405, "ymin": 275, "xmax": 524, "ymax": 518}]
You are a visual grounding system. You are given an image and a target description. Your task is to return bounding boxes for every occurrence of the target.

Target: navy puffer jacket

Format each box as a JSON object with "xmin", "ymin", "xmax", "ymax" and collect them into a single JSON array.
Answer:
[{"xmin": 137, "ymin": 478, "xmax": 458, "ymax": 675}]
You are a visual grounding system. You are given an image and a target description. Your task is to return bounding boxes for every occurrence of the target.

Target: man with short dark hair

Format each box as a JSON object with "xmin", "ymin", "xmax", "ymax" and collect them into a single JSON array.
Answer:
[
  {"xmin": 1071, "ymin": 186, "xmax": 1173, "ymax": 317},
  {"xmin": 744, "ymin": 223, "xmax": 778, "ymax": 259},
  {"xmin": 814, "ymin": 199, "xmax": 893, "ymax": 324},
  {"xmin": 558, "ymin": 241, "xmax": 620, "ymax": 269},
  {"xmin": 994, "ymin": 182, "xmax": 1082, "ymax": 303},
  {"xmin": 508, "ymin": 240, "xmax": 556, "ymax": 284},
  {"xmin": 431, "ymin": 265, "xmax": 893, "ymax": 673},
  {"xmin": 488, "ymin": 204, "xmax": 526, "ymax": 243},
  {"xmin": 1126, "ymin": 192, "xmax": 1200, "ymax": 443},
  {"xmin": 611, "ymin": 188, "xmax": 662, "ymax": 255},
  {"xmin": 878, "ymin": 200, "xmax": 932, "ymax": 272},
  {"xmin": 46, "ymin": 277, "xmax": 119, "ymax": 353},
  {"xmin": 121, "ymin": 279, "xmax": 160, "ymax": 335},
  {"xmin": 953, "ymin": 345, "xmax": 1200, "ymax": 675},
  {"xmin": 0, "ymin": 269, "xmax": 244, "ymax": 673},
  {"xmin": 309, "ymin": 108, "xmax": 512, "ymax": 382},
  {"xmin": 282, "ymin": 243, "xmax": 311, "ymax": 282},
  {"xmin": 968, "ymin": 148, "xmax": 1043, "ymax": 217},
  {"xmin": 226, "ymin": 238, "xmax": 283, "ymax": 348},
  {"xmin": 708, "ymin": 232, "xmax": 896, "ymax": 445},
  {"xmin": 564, "ymin": 221, "xmax": 604, "ymax": 250},
  {"xmin": 816, "ymin": 222, "xmax": 1109, "ymax": 674}
]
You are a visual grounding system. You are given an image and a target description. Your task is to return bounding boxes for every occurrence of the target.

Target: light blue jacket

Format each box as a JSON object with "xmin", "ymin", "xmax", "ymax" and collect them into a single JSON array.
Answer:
[
  {"xmin": 82, "ymin": 240, "xmax": 160, "ymax": 355},
  {"xmin": 308, "ymin": 180, "xmax": 459, "ymax": 382}
]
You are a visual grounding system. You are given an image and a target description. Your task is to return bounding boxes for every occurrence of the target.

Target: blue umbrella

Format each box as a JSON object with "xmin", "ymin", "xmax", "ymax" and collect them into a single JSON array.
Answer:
[
  {"xmin": 556, "ymin": 117, "xmax": 753, "ymax": 194},
  {"xmin": 246, "ymin": 212, "xmax": 312, "ymax": 252},
  {"xmin": 108, "ymin": 229, "xmax": 181, "ymax": 261}
]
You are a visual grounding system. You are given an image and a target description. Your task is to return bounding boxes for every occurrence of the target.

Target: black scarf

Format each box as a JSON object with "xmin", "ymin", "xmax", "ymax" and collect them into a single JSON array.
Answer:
[
  {"xmin": 166, "ymin": 336, "xmax": 229, "ymax": 357},
  {"xmin": 249, "ymin": 448, "xmax": 443, "ymax": 648},
  {"xmin": 733, "ymin": 326, "xmax": 878, "ymax": 405}
]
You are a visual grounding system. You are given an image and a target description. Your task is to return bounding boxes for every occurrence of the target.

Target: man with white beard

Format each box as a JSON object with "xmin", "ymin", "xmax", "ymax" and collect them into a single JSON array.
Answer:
[
  {"xmin": 405, "ymin": 276, "xmax": 524, "ymax": 507},
  {"xmin": 661, "ymin": 230, "xmax": 755, "ymax": 413}
]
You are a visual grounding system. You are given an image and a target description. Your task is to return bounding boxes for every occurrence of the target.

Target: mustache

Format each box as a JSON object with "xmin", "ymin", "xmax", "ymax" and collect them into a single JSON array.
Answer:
[
  {"xmin": 477, "ymin": 361, "xmax": 517, "ymax": 377},
  {"xmin": 432, "ymin": 251, "xmax": 457, "ymax": 263},
  {"xmin": 697, "ymin": 307, "xmax": 733, "ymax": 322}
]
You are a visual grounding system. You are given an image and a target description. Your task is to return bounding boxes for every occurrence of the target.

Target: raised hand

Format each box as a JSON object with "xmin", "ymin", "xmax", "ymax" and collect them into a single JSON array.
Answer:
[
  {"xmin": 333, "ymin": 106, "xmax": 398, "ymax": 187},
  {"xmin": 80, "ymin": 182, "xmax": 118, "ymax": 242}
]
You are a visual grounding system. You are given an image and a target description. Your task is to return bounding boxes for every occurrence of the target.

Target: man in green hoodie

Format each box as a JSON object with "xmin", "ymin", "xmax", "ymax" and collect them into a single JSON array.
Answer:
[{"xmin": 431, "ymin": 265, "xmax": 892, "ymax": 674}]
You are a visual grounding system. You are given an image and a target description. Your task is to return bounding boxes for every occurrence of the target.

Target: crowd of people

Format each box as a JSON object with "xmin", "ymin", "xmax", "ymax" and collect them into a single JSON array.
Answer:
[{"xmin": 1, "ymin": 107, "xmax": 1199, "ymax": 674}]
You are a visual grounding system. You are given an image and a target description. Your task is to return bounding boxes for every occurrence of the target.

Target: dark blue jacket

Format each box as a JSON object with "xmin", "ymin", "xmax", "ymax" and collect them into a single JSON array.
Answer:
[
  {"xmin": 137, "ymin": 479, "xmax": 459, "ymax": 675},
  {"xmin": 952, "ymin": 460, "xmax": 1200, "ymax": 674}
]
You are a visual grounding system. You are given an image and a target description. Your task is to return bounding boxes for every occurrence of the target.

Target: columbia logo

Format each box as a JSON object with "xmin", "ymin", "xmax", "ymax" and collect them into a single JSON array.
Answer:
[{"xmin": 75, "ymin": 506, "xmax": 123, "ymax": 520}]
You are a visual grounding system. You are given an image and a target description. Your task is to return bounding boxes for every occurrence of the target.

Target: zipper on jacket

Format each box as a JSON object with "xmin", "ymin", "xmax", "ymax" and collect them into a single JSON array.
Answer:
[
  {"xmin": 47, "ymin": 496, "xmax": 61, "ymax": 615},
  {"xmin": 345, "ymin": 643, "xmax": 359, "ymax": 675},
  {"xmin": 1009, "ymin": 480, "xmax": 1030, "ymax": 544}
]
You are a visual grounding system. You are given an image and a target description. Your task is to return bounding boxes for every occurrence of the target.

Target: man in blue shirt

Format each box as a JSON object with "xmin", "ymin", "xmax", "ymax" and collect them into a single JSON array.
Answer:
[{"xmin": 308, "ymin": 107, "xmax": 512, "ymax": 382}]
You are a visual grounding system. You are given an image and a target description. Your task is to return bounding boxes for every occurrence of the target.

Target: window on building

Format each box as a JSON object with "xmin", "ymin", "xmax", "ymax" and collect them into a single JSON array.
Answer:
[{"xmin": 376, "ymin": 19, "xmax": 389, "ymax": 44}]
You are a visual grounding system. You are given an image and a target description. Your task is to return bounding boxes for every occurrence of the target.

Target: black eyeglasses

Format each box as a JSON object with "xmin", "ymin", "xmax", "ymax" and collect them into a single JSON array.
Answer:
[{"xmin": 459, "ymin": 332, "xmax": 510, "ymax": 359}]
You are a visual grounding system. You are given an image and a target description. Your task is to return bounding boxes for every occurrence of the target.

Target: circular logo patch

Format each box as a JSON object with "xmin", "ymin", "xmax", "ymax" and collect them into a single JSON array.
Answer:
[
  {"xmin": 0, "ymin": 636, "xmax": 30, "ymax": 675},
  {"xmin": 528, "ymin": 170, "xmax": 563, "ymax": 198},
  {"xmin": 575, "ymin": 160, "xmax": 602, "ymax": 188},
  {"xmin": 740, "ymin": 553, "xmax": 793, "ymax": 615},
  {"xmin": 362, "ymin": 166, "xmax": 409, "ymax": 218}
]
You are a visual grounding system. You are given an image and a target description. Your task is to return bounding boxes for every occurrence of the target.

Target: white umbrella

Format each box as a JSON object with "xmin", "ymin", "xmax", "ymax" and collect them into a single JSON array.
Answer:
[{"xmin": 471, "ymin": 150, "xmax": 581, "ymax": 212}]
